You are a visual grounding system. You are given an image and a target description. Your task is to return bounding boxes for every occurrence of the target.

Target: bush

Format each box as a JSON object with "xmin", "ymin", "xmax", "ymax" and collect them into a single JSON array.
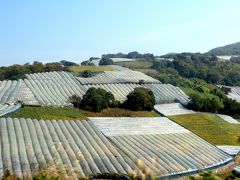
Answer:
[
  {"xmin": 80, "ymin": 87, "xmax": 115, "ymax": 112},
  {"xmin": 78, "ymin": 70, "xmax": 95, "ymax": 78},
  {"xmin": 99, "ymin": 57, "xmax": 114, "ymax": 65},
  {"xmin": 187, "ymin": 93, "xmax": 223, "ymax": 113},
  {"xmin": 81, "ymin": 60, "xmax": 95, "ymax": 66},
  {"xmin": 69, "ymin": 95, "xmax": 81, "ymax": 108},
  {"xmin": 123, "ymin": 87, "xmax": 155, "ymax": 111}
]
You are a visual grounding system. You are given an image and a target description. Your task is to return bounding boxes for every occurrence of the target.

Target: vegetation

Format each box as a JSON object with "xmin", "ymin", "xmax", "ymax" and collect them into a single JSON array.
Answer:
[
  {"xmin": 69, "ymin": 95, "xmax": 81, "ymax": 108},
  {"xmin": 152, "ymin": 52, "xmax": 240, "ymax": 86},
  {"xmin": 0, "ymin": 61, "xmax": 67, "ymax": 80},
  {"xmin": 170, "ymin": 113, "xmax": 240, "ymax": 146},
  {"xmin": 102, "ymin": 51, "xmax": 154, "ymax": 60},
  {"xmin": 5, "ymin": 106, "xmax": 159, "ymax": 120},
  {"xmin": 123, "ymin": 87, "xmax": 155, "ymax": 111},
  {"xmin": 80, "ymin": 87, "xmax": 118, "ymax": 112},
  {"xmin": 116, "ymin": 60, "xmax": 153, "ymax": 69},
  {"xmin": 99, "ymin": 57, "xmax": 114, "ymax": 65},
  {"xmin": 81, "ymin": 108, "xmax": 159, "ymax": 117},
  {"xmin": 68, "ymin": 65, "xmax": 113, "ymax": 72},
  {"xmin": 5, "ymin": 106, "xmax": 86, "ymax": 120},
  {"xmin": 59, "ymin": 60, "xmax": 79, "ymax": 67},
  {"xmin": 80, "ymin": 60, "xmax": 95, "ymax": 66},
  {"xmin": 230, "ymin": 56, "xmax": 240, "ymax": 63},
  {"xmin": 208, "ymin": 41, "xmax": 240, "ymax": 55}
]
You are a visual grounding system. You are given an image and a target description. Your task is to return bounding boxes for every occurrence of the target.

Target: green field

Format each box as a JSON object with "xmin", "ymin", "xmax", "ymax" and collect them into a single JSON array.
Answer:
[
  {"xmin": 81, "ymin": 108, "xmax": 160, "ymax": 118},
  {"xmin": 115, "ymin": 60, "xmax": 153, "ymax": 69},
  {"xmin": 69, "ymin": 65, "xmax": 114, "ymax": 72},
  {"xmin": 5, "ymin": 106, "xmax": 159, "ymax": 120},
  {"xmin": 5, "ymin": 106, "xmax": 87, "ymax": 120},
  {"xmin": 169, "ymin": 113, "xmax": 240, "ymax": 146}
]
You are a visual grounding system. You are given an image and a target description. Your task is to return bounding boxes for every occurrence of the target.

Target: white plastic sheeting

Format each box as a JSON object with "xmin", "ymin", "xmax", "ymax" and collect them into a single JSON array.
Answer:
[
  {"xmin": 154, "ymin": 103, "xmax": 195, "ymax": 116},
  {"xmin": 90, "ymin": 117, "xmax": 232, "ymax": 178},
  {"xmin": 90, "ymin": 58, "xmax": 135, "ymax": 66},
  {"xmin": 0, "ymin": 71, "xmax": 190, "ymax": 107},
  {"xmin": 219, "ymin": 86, "xmax": 240, "ymax": 103},
  {"xmin": 0, "ymin": 103, "xmax": 21, "ymax": 116},
  {"xmin": 89, "ymin": 117, "xmax": 190, "ymax": 136},
  {"xmin": 84, "ymin": 83, "xmax": 190, "ymax": 104},
  {"xmin": 217, "ymin": 146, "xmax": 240, "ymax": 156},
  {"xmin": 25, "ymin": 71, "xmax": 87, "ymax": 106},
  {"xmin": 76, "ymin": 71, "xmax": 160, "ymax": 84},
  {"xmin": 0, "ymin": 118, "xmax": 137, "ymax": 179},
  {"xmin": 0, "ymin": 117, "xmax": 232, "ymax": 179},
  {"xmin": 217, "ymin": 114, "xmax": 240, "ymax": 124}
]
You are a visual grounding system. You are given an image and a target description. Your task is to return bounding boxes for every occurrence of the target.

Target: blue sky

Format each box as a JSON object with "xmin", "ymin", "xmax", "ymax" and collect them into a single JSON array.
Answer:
[{"xmin": 0, "ymin": 0, "xmax": 240, "ymax": 66}]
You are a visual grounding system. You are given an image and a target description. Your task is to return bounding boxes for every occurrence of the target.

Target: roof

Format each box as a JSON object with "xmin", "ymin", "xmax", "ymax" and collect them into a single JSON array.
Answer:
[
  {"xmin": 0, "ymin": 71, "xmax": 190, "ymax": 107},
  {"xmin": 154, "ymin": 103, "xmax": 195, "ymax": 116},
  {"xmin": 0, "ymin": 117, "xmax": 232, "ymax": 179},
  {"xmin": 76, "ymin": 71, "xmax": 160, "ymax": 84}
]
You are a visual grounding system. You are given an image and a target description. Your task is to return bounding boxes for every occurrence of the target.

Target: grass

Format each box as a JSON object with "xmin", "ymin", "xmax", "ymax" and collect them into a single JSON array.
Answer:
[
  {"xmin": 115, "ymin": 60, "xmax": 153, "ymax": 69},
  {"xmin": 81, "ymin": 108, "xmax": 160, "ymax": 117},
  {"xmin": 5, "ymin": 106, "xmax": 86, "ymax": 120},
  {"xmin": 5, "ymin": 106, "xmax": 159, "ymax": 120},
  {"xmin": 169, "ymin": 113, "xmax": 240, "ymax": 146},
  {"xmin": 68, "ymin": 66, "xmax": 114, "ymax": 72}
]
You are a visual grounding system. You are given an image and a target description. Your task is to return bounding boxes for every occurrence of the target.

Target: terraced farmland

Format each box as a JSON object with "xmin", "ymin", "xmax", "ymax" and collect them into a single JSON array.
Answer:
[
  {"xmin": 0, "ymin": 70, "xmax": 190, "ymax": 114},
  {"xmin": 25, "ymin": 71, "xmax": 87, "ymax": 106},
  {"xmin": 0, "ymin": 117, "xmax": 232, "ymax": 179},
  {"xmin": 76, "ymin": 70, "xmax": 160, "ymax": 84}
]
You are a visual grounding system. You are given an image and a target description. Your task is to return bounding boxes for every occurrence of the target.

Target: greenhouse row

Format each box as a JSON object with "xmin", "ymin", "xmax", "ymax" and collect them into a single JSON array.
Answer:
[
  {"xmin": 225, "ymin": 86, "xmax": 240, "ymax": 103},
  {"xmin": 154, "ymin": 103, "xmax": 195, "ymax": 116},
  {"xmin": 0, "ymin": 103, "xmax": 21, "ymax": 116},
  {"xmin": 76, "ymin": 70, "xmax": 160, "ymax": 84},
  {"xmin": 0, "ymin": 117, "xmax": 232, "ymax": 179},
  {"xmin": 0, "ymin": 71, "xmax": 190, "ymax": 109},
  {"xmin": 89, "ymin": 117, "xmax": 190, "ymax": 136}
]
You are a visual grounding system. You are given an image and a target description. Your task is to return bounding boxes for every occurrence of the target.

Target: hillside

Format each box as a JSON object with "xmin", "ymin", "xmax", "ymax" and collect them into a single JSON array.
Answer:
[{"xmin": 208, "ymin": 41, "xmax": 240, "ymax": 55}]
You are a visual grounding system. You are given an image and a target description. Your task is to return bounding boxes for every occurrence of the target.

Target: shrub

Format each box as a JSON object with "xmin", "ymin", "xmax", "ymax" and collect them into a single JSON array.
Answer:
[
  {"xmin": 80, "ymin": 87, "xmax": 115, "ymax": 112},
  {"xmin": 187, "ymin": 93, "xmax": 223, "ymax": 113},
  {"xmin": 81, "ymin": 60, "xmax": 95, "ymax": 66},
  {"xmin": 69, "ymin": 95, "xmax": 81, "ymax": 108},
  {"xmin": 123, "ymin": 87, "xmax": 155, "ymax": 111},
  {"xmin": 99, "ymin": 57, "xmax": 114, "ymax": 65},
  {"xmin": 78, "ymin": 70, "xmax": 95, "ymax": 78}
]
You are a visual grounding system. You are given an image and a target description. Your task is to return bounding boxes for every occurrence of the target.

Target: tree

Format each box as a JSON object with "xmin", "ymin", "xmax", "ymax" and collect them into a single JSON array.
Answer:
[
  {"xmin": 80, "ymin": 87, "xmax": 115, "ymax": 112},
  {"xmin": 81, "ymin": 60, "xmax": 95, "ymax": 66},
  {"xmin": 60, "ymin": 60, "xmax": 78, "ymax": 67},
  {"xmin": 69, "ymin": 95, "xmax": 81, "ymax": 108},
  {"xmin": 78, "ymin": 70, "xmax": 95, "ymax": 78},
  {"xmin": 187, "ymin": 93, "xmax": 223, "ymax": 113},
  {"xmin": 99, "ymin": 57, "xmax": 114, "ymax": 65},
  {"xmin": 123, "ymin": 87, "xmax": 155, "ymax": 111}
]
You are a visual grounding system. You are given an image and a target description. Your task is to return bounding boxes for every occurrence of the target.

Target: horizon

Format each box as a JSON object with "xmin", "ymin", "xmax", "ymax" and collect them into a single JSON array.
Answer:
[{"xmin": 1, "ymin": 0, "xmax": 240, "ymax": 66}]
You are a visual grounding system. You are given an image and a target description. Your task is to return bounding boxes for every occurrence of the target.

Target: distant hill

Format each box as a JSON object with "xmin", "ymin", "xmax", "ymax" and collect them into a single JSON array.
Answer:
[{"xmin": 208, "ymin": 41, "xmax": 240, "ymax": 55}]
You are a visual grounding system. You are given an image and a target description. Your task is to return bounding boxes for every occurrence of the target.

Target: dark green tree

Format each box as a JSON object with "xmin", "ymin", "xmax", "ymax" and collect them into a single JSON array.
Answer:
[
  {"xmin": 99, "ymin": 57, "xmax": 114, "ymax": 65},
  {"xmin": 80, "ymin": 87, "xmax": 115, "ymax": 112},
  {"xmin": 123, "ymin": 87, "xmax": 155, "ymax": 111}
]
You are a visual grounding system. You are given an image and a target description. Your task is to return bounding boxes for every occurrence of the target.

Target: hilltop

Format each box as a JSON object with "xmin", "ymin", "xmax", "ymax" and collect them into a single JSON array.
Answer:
[{"xmin": 208, "ymin": 41, "xmax": 240, "ymax": 55}]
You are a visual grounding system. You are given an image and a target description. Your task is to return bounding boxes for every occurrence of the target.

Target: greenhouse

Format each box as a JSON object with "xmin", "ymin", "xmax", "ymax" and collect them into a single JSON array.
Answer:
[{"xmin": 0, "ymin": 117, "xmax": 232, "ymax": 179}]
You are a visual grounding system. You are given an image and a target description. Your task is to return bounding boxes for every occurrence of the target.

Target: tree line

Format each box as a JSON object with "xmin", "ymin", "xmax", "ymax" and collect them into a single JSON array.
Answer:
[
  {"xmin": 152, "ymin": 53, "xmax": 240, "ymax": 86},
  {"xmin": 0, "ymin": 61, "xmax": 68, "ymax": 80}
]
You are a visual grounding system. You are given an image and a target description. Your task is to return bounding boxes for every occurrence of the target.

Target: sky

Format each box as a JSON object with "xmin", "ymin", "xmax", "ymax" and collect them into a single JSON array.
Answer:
[{"xmin": 0, "ymin": 0, "xmax": 240, "ymax": 66}]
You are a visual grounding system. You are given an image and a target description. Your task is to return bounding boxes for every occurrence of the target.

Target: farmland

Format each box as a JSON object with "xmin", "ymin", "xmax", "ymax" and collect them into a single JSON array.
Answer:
[
  {"xmin": 5, "ymin": 106, "xmax": 86, "ymax": 120},
  {"xmin": 6, "ymin": 106, "xmax": 159, "ymax": 120},
  {"xmin": 68, "ymin": 65, "xmax": 114, "ymax": 72},
  {"xmin": 0, "ymin": 117, "xmax": 232, "ymax": 179},
  {"xmin": 169, "ymin": 113, "xmax": 240, "ymax": 146},
  {"xmin": 81, "ymin": 108, "xmax": 160, "ymax": 118}
]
